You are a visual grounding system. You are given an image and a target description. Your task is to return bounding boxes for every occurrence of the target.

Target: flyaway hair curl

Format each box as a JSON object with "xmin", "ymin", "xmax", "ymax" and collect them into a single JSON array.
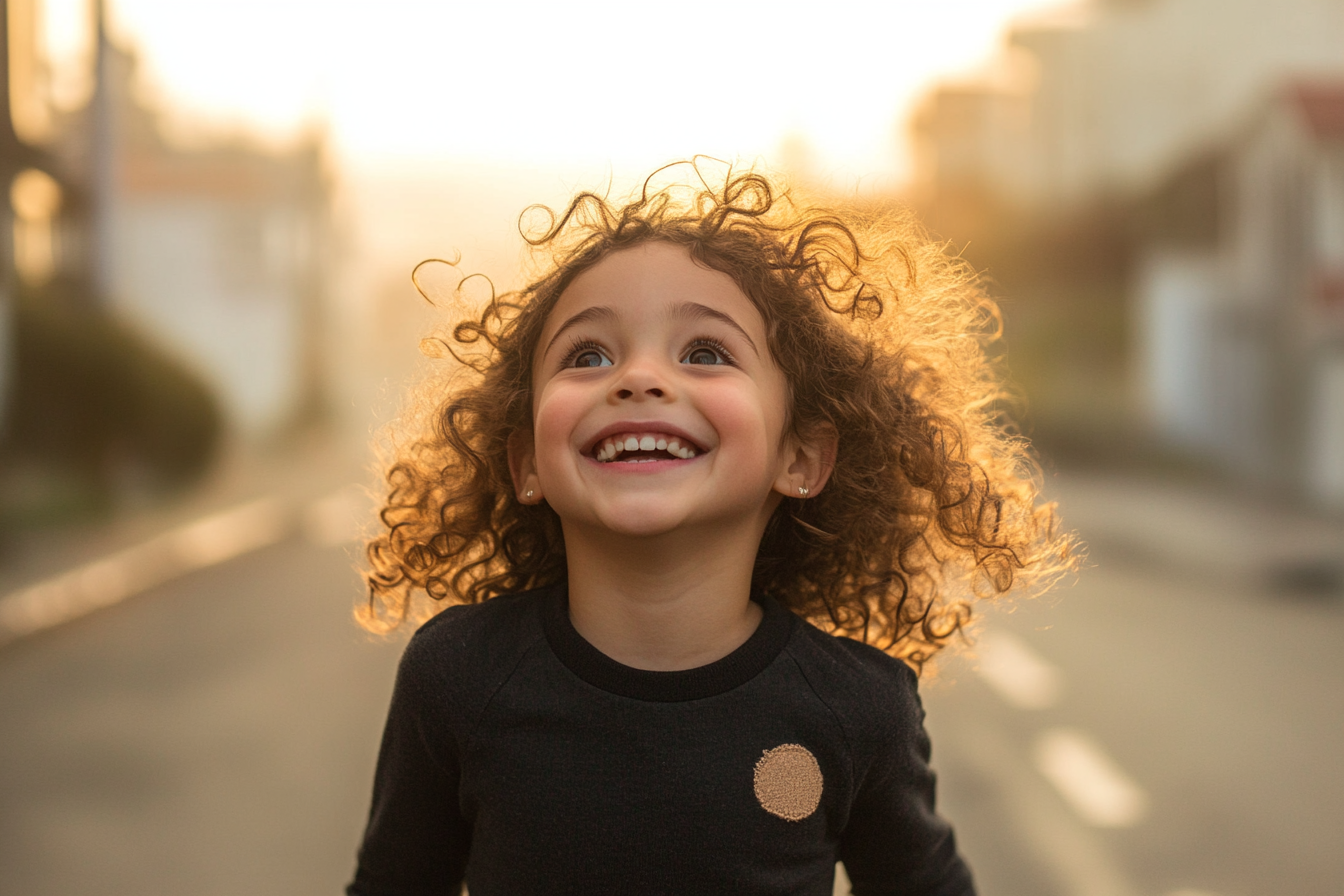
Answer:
[{"xmin": 362, "ymin": 161, "xmax": 1078, "ymax": 670}]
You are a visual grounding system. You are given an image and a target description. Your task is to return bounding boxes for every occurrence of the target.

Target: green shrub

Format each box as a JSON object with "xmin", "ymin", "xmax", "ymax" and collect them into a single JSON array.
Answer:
[{"xmin": 2, "ymin": 277, "xmax": 222, "ymax": 501}]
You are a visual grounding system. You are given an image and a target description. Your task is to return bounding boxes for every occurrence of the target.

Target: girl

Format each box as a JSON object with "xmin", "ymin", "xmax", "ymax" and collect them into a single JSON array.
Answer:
[{"xmin": 348, "ymin": 164, "xmax": 1073, "ymax": 896}]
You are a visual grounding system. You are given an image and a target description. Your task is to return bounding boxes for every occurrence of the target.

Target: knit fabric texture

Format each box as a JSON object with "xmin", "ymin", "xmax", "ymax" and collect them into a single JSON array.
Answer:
[{"xmin": 347, "ymin": 585, "xmax": 976, "ymax": 896}]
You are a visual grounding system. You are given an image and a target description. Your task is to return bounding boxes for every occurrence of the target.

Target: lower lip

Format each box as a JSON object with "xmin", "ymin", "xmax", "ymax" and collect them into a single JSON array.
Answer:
[{"xmin": 585, "ymin": 455, "xmax": 702, "ymax": 472}]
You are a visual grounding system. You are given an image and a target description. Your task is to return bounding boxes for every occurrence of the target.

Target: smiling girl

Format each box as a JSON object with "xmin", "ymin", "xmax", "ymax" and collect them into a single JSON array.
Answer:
[{"xmin": 348, "ymin": 165, "xmax": 1074, "ymax": 896}]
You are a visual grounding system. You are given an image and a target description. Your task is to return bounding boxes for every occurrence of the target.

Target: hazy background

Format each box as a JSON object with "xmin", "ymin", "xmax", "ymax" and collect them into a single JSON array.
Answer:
[{"xmin": 0, "ymin": 2, "xmax": 1341, "ymax": 895}]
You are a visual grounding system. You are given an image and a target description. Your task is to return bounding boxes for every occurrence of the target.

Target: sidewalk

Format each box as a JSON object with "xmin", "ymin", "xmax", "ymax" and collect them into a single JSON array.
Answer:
[
  {"xmin": 1046, "ymin": 469, "xmax": 1344, "ymax": 597},
  {"xmin": 5, "ymin": 451, "xmax": 1339, "ymax": 645},
  {"xmin": 0, "ymin": 427, "xmax": 376, "ymax": 626}
]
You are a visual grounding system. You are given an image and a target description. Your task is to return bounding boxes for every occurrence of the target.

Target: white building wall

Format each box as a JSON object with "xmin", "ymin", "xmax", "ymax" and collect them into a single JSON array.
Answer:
[
  {"xmin": 109, "ymin": 198, "xmax": 303, "ymax": 436},
  {"xmin": 1307, "ymin": 353, "xmax": 1344, "ymax": 508},
  {"xmin": 1136, "ymin": 249, "xmax": 1222, "ymax": 450}
]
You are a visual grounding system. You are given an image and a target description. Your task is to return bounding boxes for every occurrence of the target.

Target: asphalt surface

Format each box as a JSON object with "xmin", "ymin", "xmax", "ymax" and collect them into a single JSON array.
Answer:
[
  {"xmin": 0, "ymin": 530, "xmax": 396, "ymax": 896},
  {"xmin": 0, "ymin": 471, "xmax": 1340, "ymax": 896}
]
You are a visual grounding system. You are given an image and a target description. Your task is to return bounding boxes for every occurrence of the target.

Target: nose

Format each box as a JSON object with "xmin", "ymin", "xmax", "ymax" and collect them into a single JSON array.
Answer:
[{"xmin": 609, "ymin": 355, "xmax": 670, "ymax": 402}]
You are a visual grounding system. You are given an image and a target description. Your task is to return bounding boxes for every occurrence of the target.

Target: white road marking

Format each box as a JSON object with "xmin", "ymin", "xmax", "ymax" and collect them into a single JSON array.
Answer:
[
  {"xmin": 937, "ymin": 710, "xmax": 1145, "ymax": 896},
  {"xmin": 975, "ymin": 630, "xmax": 1064, "ymax": 709},
  {"xmin": 0, "ymin": 497, "xmax": 290, "ymax": 645},
  {"xmin": 1035, "ymin": 728, "xmax": 1148, "ymax": 828}
]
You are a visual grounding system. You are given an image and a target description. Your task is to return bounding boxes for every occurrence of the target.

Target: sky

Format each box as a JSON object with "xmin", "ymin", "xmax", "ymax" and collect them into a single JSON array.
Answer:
[{"xmin": 39, "ymin": 0, "xmax": 1074, "ymax": 186}]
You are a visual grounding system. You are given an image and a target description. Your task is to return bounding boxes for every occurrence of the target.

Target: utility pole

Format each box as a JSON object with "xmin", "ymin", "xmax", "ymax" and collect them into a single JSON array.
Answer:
[
  {"xmin": 0, "ymin": 0, "xmax": 24, "ymax": 434},
  {"xmin": 87, "ymin": 0, "xmax": 116, "ymax": 307}
]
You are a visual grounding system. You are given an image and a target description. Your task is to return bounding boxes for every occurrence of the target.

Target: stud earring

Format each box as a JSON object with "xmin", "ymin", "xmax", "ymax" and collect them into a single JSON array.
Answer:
[
  {"xmin": 797, "ymin": 486, "xmax": 809, "ymax": 497},
  {"xmin": 525, "ymin": 489, "xmax": 534, "ymax": 499}
]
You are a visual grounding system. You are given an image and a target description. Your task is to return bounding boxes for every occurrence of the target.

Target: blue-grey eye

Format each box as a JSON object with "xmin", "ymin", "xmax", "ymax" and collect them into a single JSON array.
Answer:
[
  {"xmin": 573, "ymin": 349, "xmax": 610, "ymax": 368},
  {"xmin": 685, "ymin": 346, "xmax": 724, "ymax": 365}
]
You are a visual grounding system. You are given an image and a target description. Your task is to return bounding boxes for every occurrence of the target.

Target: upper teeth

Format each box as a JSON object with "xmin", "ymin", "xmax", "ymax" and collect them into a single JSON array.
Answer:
[{"xmin": 594, "ymin": 433, "xmax": 699, "ymax": 462}]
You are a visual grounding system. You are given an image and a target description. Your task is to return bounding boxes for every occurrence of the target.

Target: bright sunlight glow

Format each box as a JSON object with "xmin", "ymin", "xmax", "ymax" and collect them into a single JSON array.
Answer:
[{"xmin": 41, "ymin": 0, "xmax": 1076, "ymax": 185}]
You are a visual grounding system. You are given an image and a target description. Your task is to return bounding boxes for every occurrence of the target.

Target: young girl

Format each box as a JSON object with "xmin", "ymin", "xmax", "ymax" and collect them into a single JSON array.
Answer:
[{"xmin": 348, "ymin": 164, "xmax": 1073, "ymax": 896}]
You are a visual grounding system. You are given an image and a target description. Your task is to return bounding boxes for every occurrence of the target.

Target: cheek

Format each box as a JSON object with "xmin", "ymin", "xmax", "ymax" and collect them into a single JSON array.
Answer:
[
  {"xmin": 531, "ymin": 384, "xmax": 591, "ymax": 464},
  {"xmin": 703, "ymin": 385, "xmax": 782, "ymax": 457}
]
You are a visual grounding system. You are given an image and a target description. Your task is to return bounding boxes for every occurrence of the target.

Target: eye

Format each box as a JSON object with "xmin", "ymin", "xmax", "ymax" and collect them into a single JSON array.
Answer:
[
  {"xmin": 561, "ymin": 339, "xmax": 612, "ymax": 369},
  {"xmin": 682, "ymin": 339, "xmax": 734, "ymax": 366},
  {"xmin": 572, "ymin": 349, "xmax": 611, "ymax": 368}
]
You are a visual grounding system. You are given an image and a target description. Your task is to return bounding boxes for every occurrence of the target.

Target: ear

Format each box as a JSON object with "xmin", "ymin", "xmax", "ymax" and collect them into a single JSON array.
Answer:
[
  {"xmin": 772, "ymin": 423, "xmax": 838, "ymax": 500},
  {"xmin": 507, "ymin": 428, "xmax": 543, "ymax": 504}
]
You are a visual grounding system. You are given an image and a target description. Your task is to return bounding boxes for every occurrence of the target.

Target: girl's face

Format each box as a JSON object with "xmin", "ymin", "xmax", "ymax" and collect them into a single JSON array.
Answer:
[{"xmin": 511, "ymin": 242, "xmax": 807, "ymax": 541}]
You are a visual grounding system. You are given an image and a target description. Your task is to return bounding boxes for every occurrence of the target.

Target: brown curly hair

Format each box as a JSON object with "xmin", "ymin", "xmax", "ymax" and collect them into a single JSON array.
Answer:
[{"xmin": 362, "ymin": 162, "xmax": 1076, "ymax": 668}]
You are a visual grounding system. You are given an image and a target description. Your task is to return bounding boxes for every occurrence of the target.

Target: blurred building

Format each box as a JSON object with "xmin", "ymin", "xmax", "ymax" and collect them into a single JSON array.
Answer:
[
  {"xmin": 5, "ymin": 0, "xmax": 331, "ymax": 439},
  {"xmin": 911, "ymin": 0, "xmax": 1344, "ymax": 508},
  {"xmin": 77, "ymin": 35, "xmax": 331, "ymax": 436},
  {"xmin": 1138, "ymin": 84, "xmax": 1344, "ymax": 506},
  {"xmin": 912, "ymin": 0, "xmax": 1344, "ymax": 212}
]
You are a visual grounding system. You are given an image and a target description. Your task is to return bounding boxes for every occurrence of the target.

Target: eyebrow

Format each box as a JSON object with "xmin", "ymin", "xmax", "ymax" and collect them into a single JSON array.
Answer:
[
  {"xmin": 539, "ymin": 300, "xmax": 760, "ymax": 359},
  {"xmin": 541, "ymin": 305, "xmax": 619, "ymax": 358},
  {"xmin": 673, "ymin": 302, "xmax": 759, "ymax": 357}
]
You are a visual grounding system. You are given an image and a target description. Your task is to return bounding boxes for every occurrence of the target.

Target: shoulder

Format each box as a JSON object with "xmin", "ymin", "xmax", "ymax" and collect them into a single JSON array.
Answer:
[
  {"xmin": 785, "ymin": 619, "xmax": 921, "ymax": 702},
  {"xmin": 393, "ymin": 587, "xmax": 553, "ymax": 720},
  {"xmin": 783, "ymin": 620, "xmax": 925, "ymax": 744},
  {"xmin": 407, "ymin": 588, "xmax": 548, "ymax": 662}
]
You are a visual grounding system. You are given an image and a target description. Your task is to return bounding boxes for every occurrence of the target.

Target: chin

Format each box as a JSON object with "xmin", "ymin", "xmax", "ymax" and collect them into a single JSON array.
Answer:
[
  {"xmin": 595, "ymin": 511, "xmax": 687, "ymax": 540},
  {"xmin": 546, "ymin": 495, "xmax": 675, "ymax": 538}
]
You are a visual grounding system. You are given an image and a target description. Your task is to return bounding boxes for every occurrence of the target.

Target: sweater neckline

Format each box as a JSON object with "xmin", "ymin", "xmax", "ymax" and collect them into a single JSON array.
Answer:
[{"xmin": 541, "ymin": 585, "xmax": 795, "ymax": 702}]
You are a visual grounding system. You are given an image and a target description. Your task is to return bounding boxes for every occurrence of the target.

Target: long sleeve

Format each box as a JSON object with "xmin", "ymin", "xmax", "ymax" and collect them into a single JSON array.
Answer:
[
  {"xmin": 347, "ymin": 637, "xmax": 471, "ymax": 896},
  {"xmin": 836, "ymin": 663, "xmax": 976, "ymax": 896}
]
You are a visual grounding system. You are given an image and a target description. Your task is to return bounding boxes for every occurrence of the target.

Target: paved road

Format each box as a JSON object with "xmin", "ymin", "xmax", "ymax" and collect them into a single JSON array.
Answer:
[
  {"xmin": 0, "ymin": 528, "xmax": 402, "ymax": 896},
  {"xmin": 0, "ymin": 472, "xmax": 1339, "ymax": 895},
  {"xmin": 926, "ymin": 474, "xmax": 1344, "ymax": 896}
]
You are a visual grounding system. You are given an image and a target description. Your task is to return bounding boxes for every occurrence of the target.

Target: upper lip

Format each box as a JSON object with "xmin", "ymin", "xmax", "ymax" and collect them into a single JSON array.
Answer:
[{"xmin": 583, "ymin": 421, "xmax": 708, "ymax": 456}]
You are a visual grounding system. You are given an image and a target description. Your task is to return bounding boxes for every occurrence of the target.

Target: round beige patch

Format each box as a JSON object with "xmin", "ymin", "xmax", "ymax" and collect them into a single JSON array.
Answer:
[{"xmin": 753, "ymin": 743, "xmax": 823, "ymax": 821}]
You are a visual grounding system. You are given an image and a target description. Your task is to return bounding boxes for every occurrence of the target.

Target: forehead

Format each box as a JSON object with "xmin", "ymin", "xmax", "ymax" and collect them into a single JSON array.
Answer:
[{"xmin": 543, "ymin": 242, "xmax": 763, "ymax": 334}]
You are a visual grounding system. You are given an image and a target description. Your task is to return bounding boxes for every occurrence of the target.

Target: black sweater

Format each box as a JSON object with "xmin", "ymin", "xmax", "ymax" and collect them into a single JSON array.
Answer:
[{"xmin": 347, "ymin": 586, "xmax": 976, "ymax": 896}]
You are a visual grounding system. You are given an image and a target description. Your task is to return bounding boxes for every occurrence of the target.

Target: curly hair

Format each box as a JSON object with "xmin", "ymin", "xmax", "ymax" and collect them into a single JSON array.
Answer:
[{"xmin": 361, "ymin": 162, "xmax": 1076, "ymax": 668}]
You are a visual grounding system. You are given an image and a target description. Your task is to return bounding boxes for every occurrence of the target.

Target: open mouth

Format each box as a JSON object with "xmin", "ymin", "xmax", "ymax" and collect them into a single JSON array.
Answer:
[{"xmin": 590, "ymin": 432, "xmax": 705, "ymax": 463}]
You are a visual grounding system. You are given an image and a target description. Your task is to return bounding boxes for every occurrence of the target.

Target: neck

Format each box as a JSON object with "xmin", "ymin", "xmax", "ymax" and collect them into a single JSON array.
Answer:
[{"xmin": 562, "ymin": 520, "xmax": 765, "ymax": 671}]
